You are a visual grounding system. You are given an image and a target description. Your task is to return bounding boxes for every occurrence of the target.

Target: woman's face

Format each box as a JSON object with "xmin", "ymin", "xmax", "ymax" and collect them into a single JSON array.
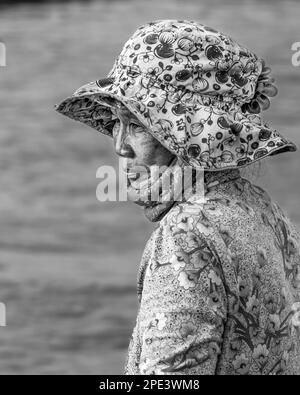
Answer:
[{"xmin": 111, "ymin": 105, "xmax": 176, "ymax": 182}]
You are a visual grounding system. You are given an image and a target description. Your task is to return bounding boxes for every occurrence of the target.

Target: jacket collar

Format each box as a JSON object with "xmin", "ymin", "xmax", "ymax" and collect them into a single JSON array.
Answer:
[
  {"xmin": 204, "ymin": 168, "xmax": 241, "ymax": 191},
  {"xmin": 144, "ymin": 167, "xmax": 241, "ymax": 222}
]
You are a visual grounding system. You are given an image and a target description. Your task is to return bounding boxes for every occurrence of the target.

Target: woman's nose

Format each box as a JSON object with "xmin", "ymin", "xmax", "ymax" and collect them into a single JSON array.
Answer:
[{"xmin": 114, "ymin": 128, "xmax": 134, "ymax": 158}]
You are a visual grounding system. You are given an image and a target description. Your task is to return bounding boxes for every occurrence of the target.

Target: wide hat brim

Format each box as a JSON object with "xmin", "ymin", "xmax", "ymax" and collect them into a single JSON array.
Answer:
[{"xmin": 55, "ymin": 77, "xmax": 297, "ymax": 171}]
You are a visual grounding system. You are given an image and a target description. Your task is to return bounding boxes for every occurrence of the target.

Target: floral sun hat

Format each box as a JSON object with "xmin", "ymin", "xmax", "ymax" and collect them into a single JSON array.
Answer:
[{"xmin": 55, "ymin": 19, "xmax": 297, "ymax": 170}]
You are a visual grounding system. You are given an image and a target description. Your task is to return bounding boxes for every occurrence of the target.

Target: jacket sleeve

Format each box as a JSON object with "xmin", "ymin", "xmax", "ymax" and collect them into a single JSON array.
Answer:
[{"xmin": 138, "ymin": 209, "xmax": 228, "ymax": 375}]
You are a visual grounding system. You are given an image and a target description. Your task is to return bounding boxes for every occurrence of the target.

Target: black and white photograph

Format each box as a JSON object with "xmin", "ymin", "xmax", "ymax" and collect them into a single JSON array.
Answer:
[{"xmin": 0, "ymin": 0, "xmax": 300, "ymax": 377}]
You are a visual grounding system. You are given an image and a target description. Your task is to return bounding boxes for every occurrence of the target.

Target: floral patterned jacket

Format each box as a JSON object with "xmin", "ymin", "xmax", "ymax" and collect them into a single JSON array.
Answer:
[{"xmin": 123, "ymin": 169, "xmax": 300, "ymax": 375}]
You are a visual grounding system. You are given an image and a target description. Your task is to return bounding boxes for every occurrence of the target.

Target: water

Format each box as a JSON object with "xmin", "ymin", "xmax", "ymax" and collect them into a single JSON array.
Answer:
[{"xmin": 0, "ymin": 0, "xmax": 299, "ymax": 374}]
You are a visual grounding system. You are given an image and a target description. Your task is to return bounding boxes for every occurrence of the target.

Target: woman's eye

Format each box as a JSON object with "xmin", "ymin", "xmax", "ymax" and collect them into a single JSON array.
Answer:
[{"xmin": 129, "ymin": 122, "xmax": 146, "ymax": 134}]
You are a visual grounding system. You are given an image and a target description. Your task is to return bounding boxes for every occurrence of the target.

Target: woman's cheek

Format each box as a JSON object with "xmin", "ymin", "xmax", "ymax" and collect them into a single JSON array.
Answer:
[{"xmin": 133, "ymin": 137, "xmax": 159, "ymax": 162}]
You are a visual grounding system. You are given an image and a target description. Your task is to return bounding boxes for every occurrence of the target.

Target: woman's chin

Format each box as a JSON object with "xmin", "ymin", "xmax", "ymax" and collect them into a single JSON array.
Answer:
[
  {"xmin": 127, "ymin": 186, "xmax": 149, "ymax": 206},
  {"xmin": 128, "ymin": 173, "xmax": 149, "ymax": 188}
]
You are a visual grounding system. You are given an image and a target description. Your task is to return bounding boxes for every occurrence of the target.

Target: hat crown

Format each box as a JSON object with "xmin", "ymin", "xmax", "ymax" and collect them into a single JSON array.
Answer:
[
  {"xmin": 109, "ymin": 19, "xmax": 262, "ymax": 106},
  {"xmin": 55, "ymin": 19, "xmax": 297, "ymax": 171}
]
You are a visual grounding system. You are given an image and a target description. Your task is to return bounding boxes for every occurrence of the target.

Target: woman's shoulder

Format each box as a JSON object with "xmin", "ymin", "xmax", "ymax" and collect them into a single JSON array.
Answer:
[
  {"xmin": 160, "ymin": 185, "xmax": 249, "ymax": 239},
  {"xmin": 159, "ymin": 199, "xmax": 232, "ymax": 267}
]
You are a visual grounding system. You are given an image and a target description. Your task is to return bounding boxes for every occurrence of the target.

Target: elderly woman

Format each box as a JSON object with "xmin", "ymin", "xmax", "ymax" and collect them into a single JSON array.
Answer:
[{"xmin": 55, "ymin": 20, "xmax": 300, "ymax": 375}]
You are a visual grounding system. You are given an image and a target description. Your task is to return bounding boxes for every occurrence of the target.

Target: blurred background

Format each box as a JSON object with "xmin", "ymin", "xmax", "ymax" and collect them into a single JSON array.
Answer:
[{"xmin": 0, "ymin": 0, "xmax": 299, "ymax": 375}]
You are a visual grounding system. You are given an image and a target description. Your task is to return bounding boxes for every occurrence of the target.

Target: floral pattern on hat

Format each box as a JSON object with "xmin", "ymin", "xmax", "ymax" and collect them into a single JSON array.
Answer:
[{"xmin": 55, "ymin": 19, "xmax": 297, "ymax": 170}]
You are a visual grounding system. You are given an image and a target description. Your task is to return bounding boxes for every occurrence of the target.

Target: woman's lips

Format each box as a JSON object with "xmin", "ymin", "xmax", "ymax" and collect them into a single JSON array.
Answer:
[
  {"xmin": 127, "ymin": 172, "xmax": 140, "ymax": 181},
  {"xmin": 125, "ymin": 166, "xmax": 149, "ymax": 181},
  {"xmin": 126, "ymin": 170, "xmax": 150, "ymax": 187}
]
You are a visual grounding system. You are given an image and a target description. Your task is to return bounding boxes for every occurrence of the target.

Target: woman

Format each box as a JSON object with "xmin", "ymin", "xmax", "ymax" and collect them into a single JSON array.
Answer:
[{"xmin": 55, "ymin": 20, "xmax": 300, "ymax": 375}]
